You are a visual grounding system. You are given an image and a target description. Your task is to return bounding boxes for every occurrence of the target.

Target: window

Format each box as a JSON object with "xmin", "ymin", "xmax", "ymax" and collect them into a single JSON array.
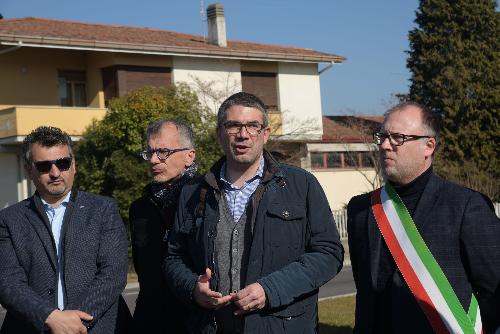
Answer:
[
  {"xmin": 311, "ymin": 151, "xmax": 375, "ymax": 170},
  {"xmin": 241, "ymin": 71, "xmax": 279, "ymax": 110},
  {"xmin": 58, "ymin": 70, "xmax": 87, "ymax": 107},
  {"xmin": 102, "ymin": 65, "xmax": 172, "ymax": 106}
]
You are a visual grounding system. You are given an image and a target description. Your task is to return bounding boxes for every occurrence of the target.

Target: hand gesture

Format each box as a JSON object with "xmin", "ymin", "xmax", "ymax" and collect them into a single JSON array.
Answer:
[
  {"xmin": 45, "ymin": 309, "xmax": 93, "ymax": 334},
  {"xmin": 193, "ymin": 268, "xmax": 232, "ymax": 309},
  {"xmin": 232, "ymin": 282, "xmax": 267, "ymax": 315}
]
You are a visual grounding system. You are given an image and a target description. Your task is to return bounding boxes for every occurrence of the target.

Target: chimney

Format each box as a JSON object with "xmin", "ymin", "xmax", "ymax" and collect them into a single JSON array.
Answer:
[{"xmin": 207, "ymin": 3, "xmax": 227, "ymax": 47}]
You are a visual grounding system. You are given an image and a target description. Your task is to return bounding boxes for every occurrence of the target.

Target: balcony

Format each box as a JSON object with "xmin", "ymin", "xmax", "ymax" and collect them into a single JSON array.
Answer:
[{"xmin": 0, "ymin": 105, "xmax": 107, "ymax": 144}]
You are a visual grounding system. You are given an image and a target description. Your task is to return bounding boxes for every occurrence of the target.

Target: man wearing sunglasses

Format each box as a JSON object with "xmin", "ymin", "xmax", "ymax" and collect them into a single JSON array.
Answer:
[
  {"xmin": 164, "ymin": 92, "xmax": 343, "ymax": 333},
  {"xmin": 347, "ymin": 103, "xmax": 500, "ymax": 333},
  {"xmin": 129, "ymin": 119, "xmax": 196, "ymax": 333},
  {"xmin": 0, "ymin": 126, "xmax": 130, "ymax": 334}
]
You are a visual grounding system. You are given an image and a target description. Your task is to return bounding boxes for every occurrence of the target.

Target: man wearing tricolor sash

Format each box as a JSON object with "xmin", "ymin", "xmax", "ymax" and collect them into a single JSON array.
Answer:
[{"xmin": 347, "ymin": 102, "xmax": 500, "ymax": 333}]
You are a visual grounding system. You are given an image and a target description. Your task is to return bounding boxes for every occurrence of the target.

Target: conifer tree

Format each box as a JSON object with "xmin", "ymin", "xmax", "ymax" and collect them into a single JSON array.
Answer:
[{"xmin": 407, "ymin": 0, "xmax": 499, "ymax": 200}]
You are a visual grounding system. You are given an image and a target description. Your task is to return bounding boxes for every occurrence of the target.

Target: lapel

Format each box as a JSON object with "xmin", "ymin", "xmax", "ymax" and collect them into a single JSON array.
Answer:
[
  {"xmin": 60, "ymin": 190, "xmax": 83, "ymax": 266},
  {"xmin": 29, "ymin": 194, "xmax": 58, "ymax": 270},
  {"xmin": 367, "ymin": 197, "xmax": 381, "ymax": 287},
  {"xmin": 411, "ymin": 174, "xmax": 443, "ymax": 233}
]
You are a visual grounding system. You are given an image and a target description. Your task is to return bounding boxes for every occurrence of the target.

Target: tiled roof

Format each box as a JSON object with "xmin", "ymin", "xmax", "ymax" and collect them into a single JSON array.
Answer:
[
  {"xmin": 321, "ymin": 115, "xmax": 383, "ymax": 143},
  {"xmin": 0, "ymin": 17, "xmax": 346, "ymax": 63}
]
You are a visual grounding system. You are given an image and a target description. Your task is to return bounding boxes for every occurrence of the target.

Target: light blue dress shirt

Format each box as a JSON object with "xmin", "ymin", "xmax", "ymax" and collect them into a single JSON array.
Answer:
[
  {"xmin": 220, "ymin": 156, "xmax": 264, "ymax": 223},
  {"xmin": 42, "ymin": 191, "xmax": 71, "ymax": 310}
]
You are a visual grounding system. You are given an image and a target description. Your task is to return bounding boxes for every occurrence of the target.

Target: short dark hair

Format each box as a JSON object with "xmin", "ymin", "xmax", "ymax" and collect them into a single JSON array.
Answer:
[
  {"xmin": 22, "ymin": 126, "xmax": 73, "ymax": 165},
  {"xmin": 146, "ymin": 118, "xmax": 195, "ymax": 149},
  {"xmin": 385, "ymin": 101, "xmax": 441, "ymax": 142},
  {"xmin": 217, "ymin": 92, "xmax": 268, "ymax": 128}
]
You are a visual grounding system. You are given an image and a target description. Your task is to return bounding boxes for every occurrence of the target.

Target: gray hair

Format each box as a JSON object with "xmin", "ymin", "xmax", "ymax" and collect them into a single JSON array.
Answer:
[
  {"xmin": 22, "ymin": 126, "xmax": 73, "ymax": 165},
  {"xmin": 146, "ymin": 118, "xmax": 195, "ymax": 149},
  {"xmin": 217, "ymin": 92, "xmax": 269, "ymax": 128}
]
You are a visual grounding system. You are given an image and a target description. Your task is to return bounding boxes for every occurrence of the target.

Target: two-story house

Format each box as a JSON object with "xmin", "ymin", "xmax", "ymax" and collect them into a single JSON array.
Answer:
[{"xmin": 0, "ymin": 4, "xmax": 346, "ymax": 208}]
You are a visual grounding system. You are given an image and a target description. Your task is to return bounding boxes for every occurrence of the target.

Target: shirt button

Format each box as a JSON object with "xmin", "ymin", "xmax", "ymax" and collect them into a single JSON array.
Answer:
[
  {"xmin": 282, "ymin": 210, "xmax": 290, "ymax": 218},
  {"xmin": 48, "ymin": 289, "xmax": 55, "ymax": 295},
  {"xmin": 233, "ymin": 230, "xmax": 238, "ymax": 236}
]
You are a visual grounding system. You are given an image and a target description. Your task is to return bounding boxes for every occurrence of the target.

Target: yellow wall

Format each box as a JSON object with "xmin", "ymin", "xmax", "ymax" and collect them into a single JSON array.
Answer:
[
  {"xmin": 0, "ymin": 106, "xmax": 107, "ymax": 138},
  {"xmin": 0, "ymin": 48, "xmax": 174, "ymax": 108},
  {"xmin": 0, "ymin": 48, "xmax": 86, "ymax": 105}
]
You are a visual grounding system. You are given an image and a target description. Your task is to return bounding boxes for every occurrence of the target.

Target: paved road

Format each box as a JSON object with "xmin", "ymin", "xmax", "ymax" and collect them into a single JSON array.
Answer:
[{"xmin": 0, "ymin": 266, "xmax": 355, "ymax": 327}]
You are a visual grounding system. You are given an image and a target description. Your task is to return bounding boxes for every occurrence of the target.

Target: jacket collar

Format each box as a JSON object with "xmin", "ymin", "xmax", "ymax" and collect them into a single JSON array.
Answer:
[{"xmin": 204, "ymin": 150, "xmax": 283, "ymax": 191}]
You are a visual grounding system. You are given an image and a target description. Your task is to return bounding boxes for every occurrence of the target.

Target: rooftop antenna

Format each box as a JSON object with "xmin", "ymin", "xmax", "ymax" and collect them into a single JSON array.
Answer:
[{"xmin": 200, "ymin": 0, "xmax": 207, "ymax": 42}]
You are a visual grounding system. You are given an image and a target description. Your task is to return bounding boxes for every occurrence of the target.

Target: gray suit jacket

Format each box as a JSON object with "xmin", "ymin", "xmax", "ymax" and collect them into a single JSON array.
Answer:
[
  {"xmin": 347, "ymin": 174, "xmax": 500, "ymax": 333},
  {"xmin": 0, "ymin": 190, "xmax": 131, "ymax": 333}
]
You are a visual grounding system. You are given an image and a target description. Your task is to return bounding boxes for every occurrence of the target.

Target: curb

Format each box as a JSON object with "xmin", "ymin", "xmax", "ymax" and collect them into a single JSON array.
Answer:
[{"xmin": 319, "ymin": 292, "xmax": 356, "ymax": 302}]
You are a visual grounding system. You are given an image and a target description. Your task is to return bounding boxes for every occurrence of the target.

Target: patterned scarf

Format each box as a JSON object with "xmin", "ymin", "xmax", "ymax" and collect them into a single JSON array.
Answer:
[{"xmin": 150, "ymin": 162, "xmax": 198, "ymax": 209}]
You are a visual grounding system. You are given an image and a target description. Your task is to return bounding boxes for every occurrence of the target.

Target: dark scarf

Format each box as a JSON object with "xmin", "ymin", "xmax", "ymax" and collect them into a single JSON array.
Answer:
[{"xmin": 150, "ymin": 162, "xmax": 198, "ymax": 209}]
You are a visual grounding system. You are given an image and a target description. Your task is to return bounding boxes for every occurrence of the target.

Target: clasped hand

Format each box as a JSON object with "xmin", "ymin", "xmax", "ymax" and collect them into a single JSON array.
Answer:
[
  {"xmin": 45, "ymin": 309, "xmax": 93, "ymax": 334},
  {"xmin": 193, "ymin": 268, "xmax": 266, "ymax": 315}
]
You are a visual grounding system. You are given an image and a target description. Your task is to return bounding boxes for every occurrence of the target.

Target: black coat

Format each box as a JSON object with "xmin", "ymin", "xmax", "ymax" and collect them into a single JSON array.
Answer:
[
  {"xmin": 164, "ymin": 152, "xmax": 344, "ymax": 334},
  {"xmin": 347, "ymin": 173, "xmax": 500, "ymax": 333},
  {"xmin": 0, "ymin": 190, "xmax": 131, "ymax": 334},
  {"xmin": 129, "ymin": 187, "xmax": 187, "ymax": 333}
]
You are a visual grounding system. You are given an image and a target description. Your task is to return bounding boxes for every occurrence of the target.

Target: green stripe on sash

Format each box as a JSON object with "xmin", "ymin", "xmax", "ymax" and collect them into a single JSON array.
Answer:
[{"xmin": 385, "ymin": 183, "xmax": 478, "ymax": 333}]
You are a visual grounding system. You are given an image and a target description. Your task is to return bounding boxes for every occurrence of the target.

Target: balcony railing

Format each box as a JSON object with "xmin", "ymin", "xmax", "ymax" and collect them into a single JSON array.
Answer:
[{"xmin": 0, "ymin": 105, "xmax": 107, "ymax": 142}]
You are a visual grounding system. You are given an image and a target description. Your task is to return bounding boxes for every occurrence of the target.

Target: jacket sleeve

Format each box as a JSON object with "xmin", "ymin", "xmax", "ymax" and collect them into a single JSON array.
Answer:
[
  {"xmin": 68, "ymin": 199, "xmax": 129, "ymax": 328},
  {"xmin": 0, "ymin": 213, "xmax": 55, "ymax": 331},
  {"xmin": 257, "ymin": 174, "xmax": 344, "ymax": 309},
  {"xmin": 163, "ymin": 187, "xmax": 199, "ymax": 307},
  {"xmin": 347, "ymin": 197, "xmax": 360, "ymax": 290},
  {"xmin": 460, "ymin": 192, "xmax": 500, "ymax": 333}
]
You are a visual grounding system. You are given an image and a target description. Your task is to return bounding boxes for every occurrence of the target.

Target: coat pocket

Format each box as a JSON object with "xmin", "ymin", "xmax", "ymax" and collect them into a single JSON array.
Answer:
[
  {"xmin": 266, "ymin": 203, "xmax": 307, "ymax": 267},
  {"xmin": 267, "ymin": 296, "xmax": 317, "ymax": 334}
]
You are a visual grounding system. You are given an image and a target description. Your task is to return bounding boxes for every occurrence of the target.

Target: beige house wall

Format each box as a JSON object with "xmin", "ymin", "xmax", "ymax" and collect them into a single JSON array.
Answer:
[
  {"xmin": 277, "ymin": 63, "xmax": 323, "ymax": 140},
  {"xmin": 172, "ymin": 56, "xmax": 242, "ymax": 113},
  {"xmin": 312, "ymin": 169, "xmax": 377, "ymax": 210}
]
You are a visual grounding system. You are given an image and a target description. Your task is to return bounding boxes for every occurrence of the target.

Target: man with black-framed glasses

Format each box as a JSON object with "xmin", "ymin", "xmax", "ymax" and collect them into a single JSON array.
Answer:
[
  {"xmin": 129, "ymin": 118, "xmax": 196, "ymax": 333},
  {"xmin": 347, "ymin": 102, "xmax": 500, "ymax": 333},
  {"xmin": 0, "ymin": 126, "xmax": 131, "ymax": 334},
  {"xmin": 164, "ymin": 92, "xmax": 343, "ymax": 333}
]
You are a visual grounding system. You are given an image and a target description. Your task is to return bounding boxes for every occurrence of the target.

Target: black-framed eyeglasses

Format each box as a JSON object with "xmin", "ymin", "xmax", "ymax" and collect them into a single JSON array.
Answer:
[
  {"xmin": 140, "ymin": 147, "xmax": 190, "ymax": 161},
  {"xmin": 32, "ymin": 156, "xmax": 73, "ymax": 173},
  {"xmin": 222, "ymin": 121, "xmax": 265, "ymax": 136},
  {"xmin": 374, "ymin": 131, "xmax": 433, "ymax": 146}
]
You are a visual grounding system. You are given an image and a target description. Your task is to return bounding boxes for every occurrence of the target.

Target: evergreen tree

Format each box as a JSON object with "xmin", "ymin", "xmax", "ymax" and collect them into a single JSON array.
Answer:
[{"xmin": 407, "ymin": 0, "xmax": 499, "ymax": 200}]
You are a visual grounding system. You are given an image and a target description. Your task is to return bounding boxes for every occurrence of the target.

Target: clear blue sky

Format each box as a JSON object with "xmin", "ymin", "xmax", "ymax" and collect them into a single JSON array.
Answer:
[{"xmin": 1, "ymin": 0, "xmax": 419, "ymax": 115}]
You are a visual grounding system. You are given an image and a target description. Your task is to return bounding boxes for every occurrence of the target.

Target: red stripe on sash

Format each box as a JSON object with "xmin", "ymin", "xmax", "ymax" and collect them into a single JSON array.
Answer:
[{"xmin": 372, "ymin": 188, "xmax": 449, "ymax": 334}]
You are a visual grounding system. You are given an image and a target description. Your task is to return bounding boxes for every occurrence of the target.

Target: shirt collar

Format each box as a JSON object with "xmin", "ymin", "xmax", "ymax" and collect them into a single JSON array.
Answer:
[
  {"xmin": 41, "ymin": 191, "xmax": 72, "ymax": 210},
  {"xmin": 220, "ymin": 155, "xmax": 265, "ymax": 188}
]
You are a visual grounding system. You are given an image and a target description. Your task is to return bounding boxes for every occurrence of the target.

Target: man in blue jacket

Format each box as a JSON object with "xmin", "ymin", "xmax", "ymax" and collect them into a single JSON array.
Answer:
[{"xmin": 164, "ymin": 92, "xmax": 343, "ymax": 333}]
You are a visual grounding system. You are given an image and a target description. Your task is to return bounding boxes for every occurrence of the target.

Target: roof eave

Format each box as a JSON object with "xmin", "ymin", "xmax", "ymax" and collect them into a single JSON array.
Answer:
[{"xmin": 0, "ymin": 34, "xmax": 346, "ymax": 64}]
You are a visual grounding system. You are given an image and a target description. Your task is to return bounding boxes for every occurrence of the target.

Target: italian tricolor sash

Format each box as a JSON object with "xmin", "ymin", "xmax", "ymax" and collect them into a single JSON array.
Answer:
[{"xmin": 371, "ymin": 183, "xmax": 482, "ymax": 334}]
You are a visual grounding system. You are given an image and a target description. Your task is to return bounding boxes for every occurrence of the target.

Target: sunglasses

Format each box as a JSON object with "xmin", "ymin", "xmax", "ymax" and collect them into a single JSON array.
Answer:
[{"xmin": 32, "ymin": 156, "xmax": 73, "ymax": 173}]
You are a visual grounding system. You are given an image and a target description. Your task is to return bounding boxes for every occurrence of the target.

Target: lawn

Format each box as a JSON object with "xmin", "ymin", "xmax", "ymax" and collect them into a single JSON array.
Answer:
[{"xmin": 318, "ymin": 295, "xmax": 355, "ymax": 334}]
